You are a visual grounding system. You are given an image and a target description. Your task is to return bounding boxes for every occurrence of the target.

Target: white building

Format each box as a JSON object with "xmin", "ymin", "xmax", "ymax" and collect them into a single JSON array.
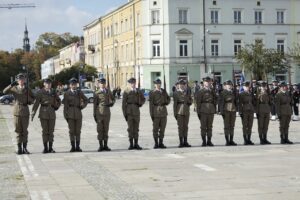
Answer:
[
  {"xmin": 140, "ymin": 0, "xmax": 300, "ymax": 91},
  {"xmin": 41, "ymin": 57, "xmax": 56, "ymax": 79}
]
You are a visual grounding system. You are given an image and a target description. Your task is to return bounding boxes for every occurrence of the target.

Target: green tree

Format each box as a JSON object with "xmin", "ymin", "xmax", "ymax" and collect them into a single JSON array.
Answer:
[
  {"xmin": 236, "ymin": 43, "xmax": 286, "ymax": 80},
  {"xmin": 50, "ymin": 62, "xmax": 98, "ymax": 87}
]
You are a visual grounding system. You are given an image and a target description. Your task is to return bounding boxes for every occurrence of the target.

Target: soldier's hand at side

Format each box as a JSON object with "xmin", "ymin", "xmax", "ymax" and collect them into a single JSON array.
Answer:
[
  {"xmin": 31, "ymin": 115, "xmax": 34, "ymax": 121},
  {"xmin": 174, "ymin": 115, "xmax": 178, "ymax": 120},
  {"xmin": 222, "ymin": 114, "xmax": 225, "ymax": 119},
  {"xmin": 94, "ymin": 115, "xmax": 97, "ymax": 123},
  {"xmin": 278, "ymin": 115, "xmax": 281, "ymax": 120},
  {"xmin": 151, "ymin": 116, "xmax": 154, "ymax": 121},
  {"xmin": 125, "ymin": 116, "xmax": 128, "ymax": 121},
  {"xmin": 10, "ymin": 81, "xmax": 18, "ymax": 87},
  {"xmin": 240, "ymin": 113, "xmax": 243, "ymax": 119}
]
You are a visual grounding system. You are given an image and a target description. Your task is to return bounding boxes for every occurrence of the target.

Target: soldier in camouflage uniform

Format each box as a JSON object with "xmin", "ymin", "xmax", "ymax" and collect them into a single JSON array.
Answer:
[
  {"xmin": 63, "ymin": 78, "xmax": 88, "ymax": 152},
  {"xmin": 173, "ymin": 79, "xmax": 193, "ymax": 148},
  {"xmin": 275, "ymin": 81, "xmax": 294, "ymax": 144},
  {"xmin": 149, "ymin": 79, "xmax": 170, "ymax": 149},
  {"xmin": 3, "ymin": 73, "xmax": 35, "ymax": 154},
  {"xmin": 194, "ymin": 76, "xmax": 216, "ymax": 147},
  {"xmin": 238, "ymin": 81, "xmax": 255, "ymax": 145},
  {"xmin": 93, "ymin": 78, "xmax": 115, "ymax": 152},
  {"xmin": 122, "ymin": 78, "xmax": 146, "ymax": 150},
  {"xmin": 31, "ymin": 78, "xmax": 61, "ymax": 153},
  {"xmin": 256, "ymin": 81, "xmax": 272, "ymax": 144},
  {"xmin": 219, "ymin": 80, "xmax": 237, "ymax": 146}
]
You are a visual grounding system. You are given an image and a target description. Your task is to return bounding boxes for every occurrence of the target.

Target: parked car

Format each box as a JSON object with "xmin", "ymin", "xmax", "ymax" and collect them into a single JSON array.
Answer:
[
  {"xmin": 59, "ymin": 89, "xmax": 95, "ymax": 103},
  {"xmin": 0, "ymin": 94, "xmax": 14, "ymax": 104}
]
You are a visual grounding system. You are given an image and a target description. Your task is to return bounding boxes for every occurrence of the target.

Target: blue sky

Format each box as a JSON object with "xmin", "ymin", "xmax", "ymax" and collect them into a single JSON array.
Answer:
[{"xmin": 0, "ymin": 0, "xmax": 127, "ymax": 51}]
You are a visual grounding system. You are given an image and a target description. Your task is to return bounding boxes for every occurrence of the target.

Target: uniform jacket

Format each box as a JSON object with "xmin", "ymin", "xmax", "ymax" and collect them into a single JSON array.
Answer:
[
  {"xmin": 194, "ymin": 88, "xmax": 216, "ymax": 114},
  {"xmin": 238, "ymin": 91, "xmax": 255, "ymax": 114},
  {"xmin": 149, "ymin": 89, "xmax": 170, "ymax": 117},
  {"xmin": 3, "ymin": 85, "xmax": 34, "ymax": 116},
  {"xmin": 256, "ymin": 92, "xmax": 271, "ymax": 114},
  {"xmin": 173, "ymin": 89, "xmax": 192, "ymax": 116},
  {"xmin": 63, "ymin": 89, "xmax": 88, "ymax": 120},
  {"xmin": 220, "ymin": 89, "xmax": 237, "ymax": 114},
  {"xmin": 32, "ymin": 88, "xmax": 61, "ymax": 119},
  {"xmin": 275, "ymin": 91, "xmax": 293, "ymax": 116},
  {"xmin": 94, "ymin": 88, "xmax": 115, "ymax": 117},
  {"xmin": 122, "ymin": 88, "xmax": 145, "ymax": 117}
]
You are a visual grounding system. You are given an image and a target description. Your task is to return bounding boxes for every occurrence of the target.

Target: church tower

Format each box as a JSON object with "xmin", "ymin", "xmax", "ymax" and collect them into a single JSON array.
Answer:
[{"xmin": 23, "ymin": 22, "xmax": 30, "ymax": 52}]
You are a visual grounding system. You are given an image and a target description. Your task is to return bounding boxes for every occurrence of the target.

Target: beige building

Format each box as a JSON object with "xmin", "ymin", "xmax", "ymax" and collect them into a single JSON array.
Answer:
[{"xmin": 84, "ymin": 0, "xmax": 142, "ymax": 89}]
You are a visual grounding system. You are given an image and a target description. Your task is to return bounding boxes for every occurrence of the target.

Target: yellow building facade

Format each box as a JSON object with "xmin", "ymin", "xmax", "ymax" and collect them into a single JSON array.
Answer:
[{"xmin": 84, "ymin": 0, "xmax": 142, "ymax": 90}]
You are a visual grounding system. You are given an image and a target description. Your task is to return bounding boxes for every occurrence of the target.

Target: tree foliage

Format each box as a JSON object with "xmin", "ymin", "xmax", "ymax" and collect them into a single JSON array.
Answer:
[
  {"xmin": 49, "ymin": 62, "xmax": 98, "ymax": 87},
  {"xmin": 236, "ymin": 43, "xmax": 286, "ymax": 80},
  {"xmin": 289, "ymin": 43, "xmax": 300, "ymax": 65}
]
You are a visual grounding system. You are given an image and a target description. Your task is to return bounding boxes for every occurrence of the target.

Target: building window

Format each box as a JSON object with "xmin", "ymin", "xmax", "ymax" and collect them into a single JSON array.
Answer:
[
  {"xmin": 130, "ymin": 16, "xmax": 133, "ymax": 30},
  {"xmin": 179, "ymin": 40, "xmax": 188, "ymax": 57},
  {"xmin": 152, "ymin": 40, "xmax": 160, "ymax": 57},
  {"xmin": 121, "ymin": 21, "xmax": 124, "ymax": 32},
  {"xmin": 115, "ymin": 23, "xmax": 118, "ymax": 35},
  {"xmin": 152, "ymin": 10, "xmax": 160, "ymax": 24},
  {"xmin": 125, "ymin": 19, "xmax": 128, "ymax": 31},
  {"xmin": 179, "ymin": 9, "xmax": 188, "ymax": 24},
  {"xmin": 255, "ymin": 10, "xmax": 262, "ymax": 24},
  {"xmin": 234, "ymin": 40, "xmax": 242, "ymax": 55},
  {"xmin": 211, "ymin": 40, "xmax": 219, "ymax": 56},
  {"xmin": 255, "ymin": 39, "xmax": 263, "ymax": 45},
  {"xmin": 277, "ymin": 39, "xmax": 284, "ymax": 54},
  {"xmin": 277, "ymin": 11, "xmax": 284, "ymax": 24},
  {"xmin": 211, "ymin": 10, "xmax": 219, "ymax": 24},
  {"xmin": 234, "ymin": 10, "xmax": 242, "ymax": 24}
]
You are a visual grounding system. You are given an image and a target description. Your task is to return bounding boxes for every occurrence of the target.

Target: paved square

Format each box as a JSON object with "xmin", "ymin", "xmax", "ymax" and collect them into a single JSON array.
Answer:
[{"xmin": 0, "ymin": 100, "xmax": 300, "ymax": 200}]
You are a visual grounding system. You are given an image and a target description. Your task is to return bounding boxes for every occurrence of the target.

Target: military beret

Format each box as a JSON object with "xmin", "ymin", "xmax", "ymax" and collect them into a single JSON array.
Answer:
[
  {"xmin": 69, "ymin": 77, "xmax": 78, "ymax": 84},
  {"xmin": 272, "ymin": 80, "xmax": 279, "ymax": 83},
  {"xmin": 153, "ymin": 79, "xmax": 162, "ymax": 84},
  {"xmin": 43, "ymin": 78, "xmax": 52, "ymax": 83},
  {"xmin": 194, "ymin": 80, "xmax": 198, "ymax": 83},
  {"xmin": 178, "ymin": 79, "xmax": 186, "ymax": 85},
  {"xmin": 98, "ymin": 78, "xmax": 106, "ymax": 84},
  {"xmin": 202, "ymin": 76, "xmax": 212, "ymax": 82},
  {"xmin": 16, "ymin": 73, "xmax": 26, "ymax": 79},
  {"xmin": 128, "ymin": 77, "xmax": 136, "ymax": 83},
  {"xmin": 279, "ymin": 81, "xmax": 287, "ymax": 87},
  {"xmin": 223, "ymin": 80, "xmax": 233, "ymax": 85},
  {"xmin": 242, "ymin": 81, "xmax": 251, "ymax": 86}
]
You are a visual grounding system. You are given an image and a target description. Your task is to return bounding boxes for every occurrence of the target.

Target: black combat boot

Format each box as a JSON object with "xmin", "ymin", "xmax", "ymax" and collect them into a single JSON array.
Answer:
[
  {"xmin": 229, "ymin": 135, "xmax": 237, "ymax": 146},
  {"xmin": 259, "ymin": 135, "xmax": 265, "ymax": 145},
  {"xmin": 103, "ymin": 140, "xmax": 111, "ymax": 151},
  {"xmin": 263, "ymin": 134, "xmax": 271, "ymax": 145},
  {"xmin": 183, "ymin": 137, "xmax": 191, "ymax": 147},
  {"xmin": 22, "ymin": 142, "xmax": 30, "ymax": 154},
  {"xmin": 49, "ymin": 142, "xmax": 55, "ymax": 153},
  {"xmin": 98, "ymin": 140, "xmax": 104, "ymax": 152},
  {"xmin": 243, "ymin": 135, "xmax": 249, "ymax": 145},
  {"xmin": 153, "ymin": 138, "xmax": 159, "ymax": 149},
  {"xmin": 178, "ymin": 137, "xmax": 184, "ymax": 148},
  {"xmin": 43, "ymin": 142, "xmax": 49, "ymax": 154},
  {"xmin": 285, "ymin": 135, "xmax": 294, "ymax": 144},
  {"xmin": 207, "ymin": 136, "xmax": 214, "ymax": 146},
  {"xmin": 280, "ymin": 135, "xmax": 286, "ymax": 144},
  {"xmin": 128, "ymin": 138, "xmax": 134, "ymax": 150},
  {"xmin": 17, "ymin": 143, "xmax": 22, "ymax": 155},
  {"xmin": 201, "ymin": 135, "xmax": 207, "ymax": 147},
  {"xmin": 70, "ymin": 141, "xmax": 76, "ymax": 152},
  {"xmin": 75, "ymin": 141, "xmax": 82, "ymax": 152},
  {"xmin": 225, "ymin": 135, "xmax": 230, "ymax": 146},
  {"xmin": 159, "ymin": 138, "xmax": 167, "ymax": 149},
  {"xmin": 134, "ymin": 138, "xmax": 142, "ymax": 150},
  {"xmin": 247, "ymin": 135, "xmax": 254, "ymax": 145}
]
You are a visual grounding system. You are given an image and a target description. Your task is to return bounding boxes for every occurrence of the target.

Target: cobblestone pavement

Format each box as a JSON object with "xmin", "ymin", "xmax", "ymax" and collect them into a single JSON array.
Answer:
[{"xmin": 0, "ymin": 100, "xmax": 300, "ymax": 200}]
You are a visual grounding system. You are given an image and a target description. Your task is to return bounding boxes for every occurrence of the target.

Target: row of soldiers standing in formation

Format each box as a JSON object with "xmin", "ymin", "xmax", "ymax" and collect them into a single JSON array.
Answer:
[{"xmin": 3, "ymin": 73, "xmax": 298, "ymax": 154}]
